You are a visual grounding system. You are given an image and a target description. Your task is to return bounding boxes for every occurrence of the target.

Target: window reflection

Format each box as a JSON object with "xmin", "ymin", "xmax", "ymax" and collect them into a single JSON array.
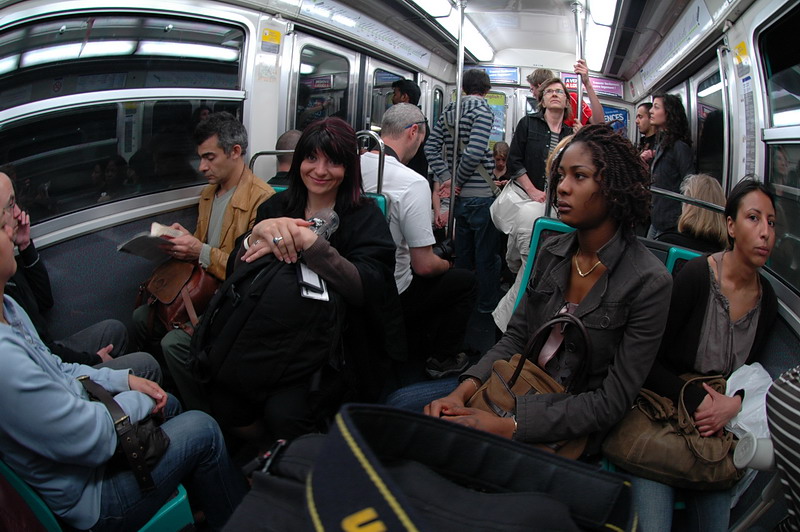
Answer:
[
  {"xmin": 695, "ymin": 71, "xmax": 724, "ymax": 183},
  {"xmin": 767, "ymin": 144, "xmax": 800, "ymax": 292},
  {"xmin": 0, "ymin": 100, "xmax": 241, "ymax": 223},
  {"xmin": 760, "ymin": 5, "xmax": 800, "ymax": 127},
  {"xmin": 295, "ymin": 46, "xmax": 349, "ymax": 130}
]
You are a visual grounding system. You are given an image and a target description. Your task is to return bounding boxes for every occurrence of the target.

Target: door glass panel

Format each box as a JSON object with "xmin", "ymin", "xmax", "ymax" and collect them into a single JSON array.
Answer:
[
  {"xmin": 368, "ymin": 68, "xmax": 403, "ymax": 132},
  {"xmin": 433, "ymin": 88, "xmax": 443, "ymax": 120},
  {"xmin": 760, "ymin": 5, "xmax": 800, "ymax": 127},
  {"xmin": 767, "ymin": 143, "xmax": 800, "ymax": 292},
  {"xmin": 695, "ymin": 71, "xmax": 725, "ymax": 183},
  {"xmin": 295, "ymin": 46, "xmax": 349, "ymax": 130}
]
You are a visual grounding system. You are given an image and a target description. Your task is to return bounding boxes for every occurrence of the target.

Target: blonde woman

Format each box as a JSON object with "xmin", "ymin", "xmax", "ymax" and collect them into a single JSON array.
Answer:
[{"xmin": 657, "ymin": 173, "xmax": 727, "ymax": 253}]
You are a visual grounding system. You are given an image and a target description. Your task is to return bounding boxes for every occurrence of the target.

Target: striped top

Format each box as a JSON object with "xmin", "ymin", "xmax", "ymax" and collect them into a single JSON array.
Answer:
[{"xmin": 424, "ymin": 95, "xmax": 495, "ymax": 198}]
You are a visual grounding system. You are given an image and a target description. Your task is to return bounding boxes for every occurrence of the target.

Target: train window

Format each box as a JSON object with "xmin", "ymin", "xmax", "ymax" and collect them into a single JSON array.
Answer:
[
  {"xmin": 369, "ymin": 69, "xmax": 404, "ymax": 132},
  {"xmin": 767, "ymin": 144, "xmax": 800, "ymax": 292},
  {"xmin": 0, "ymin": 15, "xmax": 243, "ymax": 111},
  {"xmin": 695, "ymin": 71, "xmax": 724, "ymax": 182},
  {"xmin": 295, "ymin": 46, "xmax": 350, "ymax": 130},
  {"xmin": 760, "ymin": 6, "xmax": 800, "ymax": 126},
  {"xmin": 0, "ymin": 99, "xmax": 240, "ymax": 224},
  {"xmin": 433, "ymin": 88, "xmax": 443, "ymax": 120}
]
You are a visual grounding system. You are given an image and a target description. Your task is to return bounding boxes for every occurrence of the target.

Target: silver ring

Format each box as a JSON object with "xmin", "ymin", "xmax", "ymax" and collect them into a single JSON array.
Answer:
[
  {"xmin": 253, "ymin": 239, "xmax": 261, "ymax": 246},
  {"xmin": 272, "ymin": 236, "xmax": 284, "ymax": 245}
]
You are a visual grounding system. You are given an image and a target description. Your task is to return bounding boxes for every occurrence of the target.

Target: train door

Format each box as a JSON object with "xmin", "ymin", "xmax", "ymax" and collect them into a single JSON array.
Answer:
[
  {"xmin": 288, "ymin": 34, "xmax": 358, "ymax": 132},
  {"xmin": 688, "ymin": 60, "xmax": 730, "ymax": 189},
  {"xmin": 363, "ymin": 58, "xmax": 413, "ymax": 132},
  {"xmin": 418, "ymin": 74, "xmax": 446, "ymax": 126}
]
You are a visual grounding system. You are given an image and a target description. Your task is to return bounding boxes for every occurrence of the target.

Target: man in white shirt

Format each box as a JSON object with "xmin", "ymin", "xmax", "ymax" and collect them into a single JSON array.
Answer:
[{"xmin": 362, "ymin": 104, "xmax": 477, "ymax": 379}]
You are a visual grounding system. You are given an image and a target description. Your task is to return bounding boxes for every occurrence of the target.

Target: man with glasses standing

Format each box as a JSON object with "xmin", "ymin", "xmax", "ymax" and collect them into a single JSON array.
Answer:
[{"xmin": 362, "ymin": 104, "xmax": 477, "ymax": 380}]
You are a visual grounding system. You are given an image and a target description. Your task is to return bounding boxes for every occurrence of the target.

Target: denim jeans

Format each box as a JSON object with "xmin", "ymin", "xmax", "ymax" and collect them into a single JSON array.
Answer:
[
  {"xmin": 630, "ymin": 474, "xmax": 731, "ymax": 532},
  {"xmin": 93, "ymin": 397, "xmax": 247, "ymax": 531},
  {"xmin": 385, "ymin": 378, "xmax": 460, "ymax": 412},
  {"xmin": 454, "ymin": 197, "xmax": 501, "ymax": 313}
]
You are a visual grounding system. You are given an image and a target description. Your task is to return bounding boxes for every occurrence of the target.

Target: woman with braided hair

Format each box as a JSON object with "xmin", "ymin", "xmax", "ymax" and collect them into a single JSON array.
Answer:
[
  {"xmin": 423, "ymin": 125, "xmax": 672, "ymax": 455},
  {"xmin": 648, "ymin": 93, "xmax": 693, "ymax": 238}
]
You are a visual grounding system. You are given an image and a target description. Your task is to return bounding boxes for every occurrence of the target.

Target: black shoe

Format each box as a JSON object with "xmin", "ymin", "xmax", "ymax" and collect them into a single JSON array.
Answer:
[{"xmin": 425, "ymin": 352, "xmax": 470, "ymax": 378}]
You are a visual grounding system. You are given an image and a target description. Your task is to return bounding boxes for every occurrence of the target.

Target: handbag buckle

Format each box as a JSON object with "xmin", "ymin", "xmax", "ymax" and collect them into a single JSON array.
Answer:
[{"xmin": 114, "ymin": 414, "xmax": 130, "ymax": 427}]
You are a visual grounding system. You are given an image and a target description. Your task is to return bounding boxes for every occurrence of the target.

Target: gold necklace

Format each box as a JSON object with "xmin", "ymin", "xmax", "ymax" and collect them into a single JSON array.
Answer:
[{"xmin": 574, "ymin": 249, "xmax": 602, "ymax": 278}]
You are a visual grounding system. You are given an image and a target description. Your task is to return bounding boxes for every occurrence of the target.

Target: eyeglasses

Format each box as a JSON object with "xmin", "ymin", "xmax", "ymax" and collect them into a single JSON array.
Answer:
[
  {"xmin": 2, "ymin": 195, "xmax": 15, "ymax": 216},
  {"xmin": 404, "ymin": 120, "xmax": 427, "ymax": 130},
  {"xmin": 543, "ymin": 89, "xmax": 565, "ymax": 96}
]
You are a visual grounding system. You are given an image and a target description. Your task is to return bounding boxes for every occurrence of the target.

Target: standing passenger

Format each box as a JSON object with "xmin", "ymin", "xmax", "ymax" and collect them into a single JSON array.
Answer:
[
  {"xmin": 648, "ymin": 93, "xmax": 693, "ymax": 239},
  {"xmin": 635, "ymin": 102, "xmax": 657, "ymax": 164},
  {"xmin": 425, "ymin": 69, "xmax": 499, "ymax": 313},
  {"xmin": 423, "ymin": 125, "xmax": 672, "ymax": 454}
]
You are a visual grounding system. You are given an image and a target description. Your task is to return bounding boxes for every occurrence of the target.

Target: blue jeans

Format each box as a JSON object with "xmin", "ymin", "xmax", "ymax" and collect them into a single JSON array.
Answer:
[
  {"xmin": 93, "ymin": 397, "xmax": 247, "ymax": 531},
  {"xmin": 630, "ymin": 475, "xmax": 731, "ymax": 532},
  {"xmin": 455, "ymin": 197, "xmax": 501, "ymax": 313},
  {"xmin": 385, "ymin": 378, "xmax": 460, "ymax": 412}
]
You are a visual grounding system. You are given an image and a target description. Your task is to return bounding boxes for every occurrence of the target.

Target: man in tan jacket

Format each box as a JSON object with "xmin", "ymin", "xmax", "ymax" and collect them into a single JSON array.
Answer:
[{"xmin": 133, "ymin": 112, "xmax": 273, "ymax": 410}]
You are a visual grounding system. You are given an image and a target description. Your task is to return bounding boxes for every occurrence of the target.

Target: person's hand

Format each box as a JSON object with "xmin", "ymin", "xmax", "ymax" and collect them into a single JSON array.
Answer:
[
  {"xmin": 424, "ymin": 393, "xmax": 466, "ymax": 418},
  {"xmin": 572, "ymin": 122, "xmax": 584, "ymax": 134},
  {"xmin": 435, "ymin": 211, "xmax": 449, "ymax": 229},
  {"xmin": 640, "ymin": 149, "xmax": 654, "ymax": 164},
  {"xmin": 441, "ymin": 406, "xmax": 517, "ymax": 438},
  {"xmin": 14, "ymin": 209, "xmax": 30, "ymax": 250},
  {"xmin": 128, "ymin": 375, "xmax": 167, "ymax": 414},
  {"xmin": 694, "ymin": 383, "xmax": 742, "ymax": 437},
  {"xmin": 574, "ymin": 59, "xmax": 590, "ymax": 82},
  {"xmin": 528, "ymin": 187, "xmax": 546, "ymax": 203},
  {"xmin": 242, "ymin": 217, "xmax": 316, "ymax": 264},
  {"xmin": 96, "ymin": 344, "xmax": 114, "ymax": 363},
  {"xmin": 494, "ymin": 179, "xmax": 508, "ymax": 187},
  {"xmin": 437, "ymin": 181, "xmax": 452, "ymax": 198}
]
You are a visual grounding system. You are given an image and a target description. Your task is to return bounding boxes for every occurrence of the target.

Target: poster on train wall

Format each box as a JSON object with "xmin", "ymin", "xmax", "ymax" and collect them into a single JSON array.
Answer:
[
  {"xmin": 486, "ymin": 92, "xmax": 507, "ymax": 148},
  {"xmin": 562, "ymin": 73, "xmax": 624, "ymax": 99},
  {"xmin": 603, "ymin": 105, "xmax": 628, "ymax": 137}
]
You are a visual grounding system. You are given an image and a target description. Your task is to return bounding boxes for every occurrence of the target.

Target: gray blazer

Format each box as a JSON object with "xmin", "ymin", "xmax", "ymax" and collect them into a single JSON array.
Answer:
[{"xmin": 463, "ymin": 229, "xmax": 672, "ymax": 452}]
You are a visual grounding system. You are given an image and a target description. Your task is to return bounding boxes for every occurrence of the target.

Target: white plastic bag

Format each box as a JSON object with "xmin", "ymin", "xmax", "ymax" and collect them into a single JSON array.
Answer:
[
  {"xmin": 725, "ymin": 362, "xmax": 772, "ymax": 439},
  {"xmin": 490, "ymin": 180, "xmax": 530, "ymax": 234}
]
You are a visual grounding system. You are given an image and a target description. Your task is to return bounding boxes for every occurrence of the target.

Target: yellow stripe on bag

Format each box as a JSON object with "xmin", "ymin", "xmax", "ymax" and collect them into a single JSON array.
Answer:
[
  {"xmin": 335, "ymin": 414, "xmax": 420, "ymax": 532},
  {"xmin": 306, "ymin": 472, "xmax": 325, "ymax": 532}
]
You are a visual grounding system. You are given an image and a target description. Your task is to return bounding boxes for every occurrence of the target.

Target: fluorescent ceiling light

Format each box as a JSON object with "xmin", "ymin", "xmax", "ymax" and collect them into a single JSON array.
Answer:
[
  {"xmin": 408, "ymin": 0, "xmax": 452, "ymax": 18},
  {"xmin": 137, "ymin": 41, "xmax": 239, "ymax": 61},
  {"xmin": 774, "ymin": 109, "xmax": 800, "ymax": 127},
  {"xmin": 698, "ymin": 82, "xmax": 722, "ymax": 98},
  {"xmin": 300, "ymin": 63, "xmax": 315, "ymax": 74},
  {"xmin": 408, "ymin": 0, "xmax": 493, "ymax": 61},
  {"xmin": 0, "ymin": 54, "xmax": 18, "ymax": 75},
  {"xmin": 589, "ymin": 0, "xmax": 618, "ymax": 26},
  {"xmin": 585, "ymin": 19, "xmax": 610, "ymax": 71},
  {"xmin": 21, "ymin": 40, "xmax": 137, "ymax": 67}
]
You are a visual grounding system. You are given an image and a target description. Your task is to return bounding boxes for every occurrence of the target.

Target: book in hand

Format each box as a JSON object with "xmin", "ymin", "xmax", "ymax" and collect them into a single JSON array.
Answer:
[{"xmin": 118, "ymin": 222, "xmax": 183, "ymax": 262}]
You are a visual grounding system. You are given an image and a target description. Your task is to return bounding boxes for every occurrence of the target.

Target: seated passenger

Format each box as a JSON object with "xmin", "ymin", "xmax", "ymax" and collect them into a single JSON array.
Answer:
[
  {"xmin": 361, "ymin": 103, "xmax": 477, "ymax": 380},
  {"xmin": 186, "ymin": 117, "xmax": 397, "ymax": 447},
  {"xmin": 631, "ymin": 178, "xmax": 778, "ymax": 531},
  {"xmin": 132, "ymin": 112, "xmax": 274, "ymax": 411},
  {"xmin": 656, "ymin": 173, "xmax": 727, "ymax": 253},
  {"xmin": 269, "ymin": 129, "xmax": 301, "ymax": 186},
  {"xmin": 423, "ymin": 125, "xmax": 672, "ymax": 452},
  {"xmin": 0, "ymin": 217, "xmax": 246, "ymax": 532}
]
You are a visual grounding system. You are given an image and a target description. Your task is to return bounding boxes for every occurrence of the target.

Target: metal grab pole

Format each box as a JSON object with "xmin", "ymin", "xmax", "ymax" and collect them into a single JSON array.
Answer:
[
  {"xmin": 446, "ymin": 0, "xmax": 466, "ymax": 241},
  {"xmin": 572, "ymin": 2, "xmax": 585, "ymax": 125}
]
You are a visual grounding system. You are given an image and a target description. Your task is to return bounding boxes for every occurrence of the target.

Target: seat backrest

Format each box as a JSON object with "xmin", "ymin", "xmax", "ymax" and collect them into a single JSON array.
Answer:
[
  {"xmin": 266, "ymin": 186, "xmax": 388, "ymax": 217},
  {"xmin": 513, "ymin": 217, "xmax": 574, "ymax": 312},
  {"xmin": 0, "ymin": 459, "xmax": 61, "ymax": 531}
]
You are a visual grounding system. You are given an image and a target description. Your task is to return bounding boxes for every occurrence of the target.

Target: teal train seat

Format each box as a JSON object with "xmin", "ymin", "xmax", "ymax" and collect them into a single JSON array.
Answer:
[
  {"xmin": 0, "ymin": 458, "xmax": 193, "ymax": 532},
  {"xmin": 266, "ymin": 185, "xmax": 389, "ymax": 218}
]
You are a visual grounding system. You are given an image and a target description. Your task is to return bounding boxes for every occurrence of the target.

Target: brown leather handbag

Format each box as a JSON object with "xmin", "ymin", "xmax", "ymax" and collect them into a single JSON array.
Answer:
[
  {"xmin": 137, "ymin": 259, "xmax": 220, "ymax": 335},
  {"xmin": 602, "ymin": 374, "xmax": 743, "ymax": 490},
  {"xmin": 466, "ymin": 313, "xmax": 592, "ymax": 459}
]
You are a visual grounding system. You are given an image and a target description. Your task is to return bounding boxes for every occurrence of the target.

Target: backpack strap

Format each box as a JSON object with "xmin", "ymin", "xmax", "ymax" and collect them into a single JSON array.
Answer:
[{"xmin": 444, "ymin": 116, "xmax": 499, "ymax": 196}]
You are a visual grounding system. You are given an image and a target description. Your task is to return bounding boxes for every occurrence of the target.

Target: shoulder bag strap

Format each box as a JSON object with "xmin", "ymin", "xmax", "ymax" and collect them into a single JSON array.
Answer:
[
  {"xmin": 78, "ymin": 376, "xmax": 156, "ymax": 491},
  {"xmin": 444, "ymin": 118, "xmax": 499, "ymax": 196}
]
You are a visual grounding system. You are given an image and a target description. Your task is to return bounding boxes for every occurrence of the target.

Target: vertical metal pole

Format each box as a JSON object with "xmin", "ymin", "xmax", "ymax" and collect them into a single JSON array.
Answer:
[
  {"xmin": 447, "ymin": 0, "xmax": 466, "ymax": 240},
  {"xmin": 572, "ymin": 2, "xmax": 585, "ymax": 125}
]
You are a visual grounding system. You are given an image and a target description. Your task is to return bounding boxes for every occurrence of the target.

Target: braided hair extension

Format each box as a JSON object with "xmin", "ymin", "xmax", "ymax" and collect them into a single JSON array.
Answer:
[
  {"xmin": 547, "ymin": 124, "xmax": 651, "ymax": 236},
  {"xmin": 652, "ymin": 93, "xmax": 692, "ymax": 151}
]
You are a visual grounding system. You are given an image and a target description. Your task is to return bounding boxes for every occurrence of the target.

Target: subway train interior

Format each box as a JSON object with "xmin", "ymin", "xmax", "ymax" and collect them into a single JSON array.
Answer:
[{"xmin": 0, "ymin": 0, "xmax": 799, "ymax": 528}]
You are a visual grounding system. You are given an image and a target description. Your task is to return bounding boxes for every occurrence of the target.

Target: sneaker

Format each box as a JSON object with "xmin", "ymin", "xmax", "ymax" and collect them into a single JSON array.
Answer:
[{"xmin": 425, "ymin": 352, "xmax": 470, "ymax": 379}]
